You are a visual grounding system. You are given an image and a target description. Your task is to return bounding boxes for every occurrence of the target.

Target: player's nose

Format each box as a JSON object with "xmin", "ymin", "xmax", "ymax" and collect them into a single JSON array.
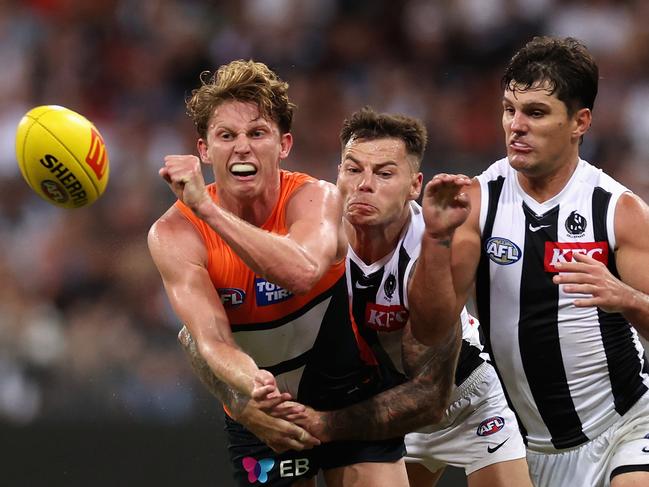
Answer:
[
  {"xmin": 233, "ymin": 133, "xmax": 251, "ymax": 154},
  {"xmin": 357, "ymin": 171, "xmax": 375, "ymax": 191}
]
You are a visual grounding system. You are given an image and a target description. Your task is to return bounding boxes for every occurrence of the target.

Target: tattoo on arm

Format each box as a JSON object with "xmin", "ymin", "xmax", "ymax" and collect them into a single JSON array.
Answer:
[
  {"xmin": 322, "ymin": 320, "xmax": 461, "ymax": 440},
  {"xmin": 178, "ymin": 326, "xmax": 249, "ymax": 417}
]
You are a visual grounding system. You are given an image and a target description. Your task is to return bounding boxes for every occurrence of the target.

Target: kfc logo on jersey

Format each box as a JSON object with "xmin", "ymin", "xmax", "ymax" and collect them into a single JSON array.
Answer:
[
  {"xmin": 485, "ymin": 237, "xmax": 521, "ymax": 265},
  {"xmin": 365, "ymin": 303, "xmax": 409, "ymax": 331},
  {"xmin": 218, "ymin": 288, "xmax": 246, "ymax": 308},
  {"xmin": 477, "ymin": 416, "xmax": 505, "ymax": 436},
  {"xmin": 254, "ymin": 278, "xmax": 293, "ymax": 306},
  {"xmin": 544, "ymin": 242, "xmax": 608, "ymax": 272}
]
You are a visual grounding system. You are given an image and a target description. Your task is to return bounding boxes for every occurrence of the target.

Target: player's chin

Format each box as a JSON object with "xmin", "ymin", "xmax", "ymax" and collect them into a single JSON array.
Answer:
[
  {"xmin": 344, "ymin": 212, "xmax": 377, "ymax": 226},
  {"xmin": 225, "ymin": 179, "xmax": 257, "ymax": 195},
  {"xmin": 507, "ymin": 154, "xmax": 532, "ymax": 171}
]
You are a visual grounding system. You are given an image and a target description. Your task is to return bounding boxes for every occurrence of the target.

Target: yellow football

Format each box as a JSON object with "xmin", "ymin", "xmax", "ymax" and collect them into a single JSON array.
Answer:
[{"xmin": 15, "ymin": 105, "xmax": 110, "ymax": 208}]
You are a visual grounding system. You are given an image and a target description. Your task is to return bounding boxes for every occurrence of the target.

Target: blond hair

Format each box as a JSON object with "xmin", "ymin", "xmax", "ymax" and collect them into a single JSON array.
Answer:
[{"xmin": 186, "ymin": 60, "xmax": 295, "ymax": 138}]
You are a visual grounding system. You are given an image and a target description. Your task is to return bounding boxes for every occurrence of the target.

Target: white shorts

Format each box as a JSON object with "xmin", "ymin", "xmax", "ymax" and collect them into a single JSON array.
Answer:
[
  {"xmin": 527, "ymin": 392, "xmax": 649, "ymax": 487},
  {"xmin": 404, "ymin": 362, "xmax": 526, "ymax": 476}
]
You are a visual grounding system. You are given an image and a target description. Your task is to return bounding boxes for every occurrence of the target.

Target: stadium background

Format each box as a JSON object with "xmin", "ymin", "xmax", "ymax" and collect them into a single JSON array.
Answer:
[{"xmin": 1, "ymin": 0, "xmax": 648, "ymax": 485}]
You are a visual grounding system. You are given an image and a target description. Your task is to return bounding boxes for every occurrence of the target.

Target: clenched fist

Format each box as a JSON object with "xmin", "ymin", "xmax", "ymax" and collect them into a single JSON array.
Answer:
[{"xmin": 160, "ymin": 155, "xmax": 210, "ymax": 211}]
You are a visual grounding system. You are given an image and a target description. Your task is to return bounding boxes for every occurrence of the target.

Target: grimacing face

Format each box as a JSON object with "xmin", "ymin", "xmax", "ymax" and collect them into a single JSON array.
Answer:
[
  {"xmin": 337, "ymin": 137, "xmax": 422, "ymax": 228},
  {"xmin": 502, "ymin": 81, "xmax": 590, "ymax": 179},
  {"xmin": 197, "ymin": 100, "xmax": 292, "ymax": 202}
]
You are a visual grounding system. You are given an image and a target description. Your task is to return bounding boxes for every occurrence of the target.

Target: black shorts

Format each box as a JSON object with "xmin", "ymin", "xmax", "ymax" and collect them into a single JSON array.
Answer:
[{"xmin": 225, "ymin": 414, "xmax": 405, "ymax": 487}]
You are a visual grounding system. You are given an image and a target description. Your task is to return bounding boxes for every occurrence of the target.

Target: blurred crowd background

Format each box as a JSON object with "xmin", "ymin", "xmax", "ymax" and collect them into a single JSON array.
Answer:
[{"xmin": 1, "ymin": 0, "xmax": 648, "ymax": 473}]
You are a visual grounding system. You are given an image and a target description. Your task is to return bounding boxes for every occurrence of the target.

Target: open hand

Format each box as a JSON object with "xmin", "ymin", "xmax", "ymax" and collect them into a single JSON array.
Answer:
[
  {"xmin": 553, "ymin": 251, "xmax": 632, "ymax": 313},
  {"xmin": 421, "ymin": 174, "xmax": 472, "ymax": 238}
]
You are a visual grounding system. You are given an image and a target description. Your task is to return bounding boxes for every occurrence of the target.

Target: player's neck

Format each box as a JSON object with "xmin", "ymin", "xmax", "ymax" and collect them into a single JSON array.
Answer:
[
  {"xmin": 347, "ymin": 211, "xmax": 410, "ymax": 265},
  {"xmin": 517, "ymin": 156, "xmax": 579, "ymax": 204},
  {"xmin": 217, "ymin": 183, "xmax": 280, "ymax": 227}
]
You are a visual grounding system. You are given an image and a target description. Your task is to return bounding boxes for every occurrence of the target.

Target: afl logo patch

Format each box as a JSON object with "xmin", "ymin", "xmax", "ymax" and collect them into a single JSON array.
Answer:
[
  {"xmin": 218, "ymin": 288, "xmax": 245, "ymax": 308},
  {"xmin": 485, "ymin": 237, "xmax": 521, "ymax": 265},
  {"xmin": 565, "ymin": 210, "xmax": 587, "ymax": 237},
  {"xmin": 477, "ymin": 416, "xmax": 505, "ymax": 436}
]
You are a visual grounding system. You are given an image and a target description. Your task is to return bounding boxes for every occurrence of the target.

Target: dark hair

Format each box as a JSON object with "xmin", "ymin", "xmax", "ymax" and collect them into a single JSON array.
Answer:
[
  {"xmin": 186, "ymin": 60, "xmax": 295, "ymax": 139},
  {"xmin": 502, "ymin": 36, "xmax": 599, "ymax": 115},
  {"xmin": 340, "ymin": 107, "xmax": 427, "ymax": 170}
]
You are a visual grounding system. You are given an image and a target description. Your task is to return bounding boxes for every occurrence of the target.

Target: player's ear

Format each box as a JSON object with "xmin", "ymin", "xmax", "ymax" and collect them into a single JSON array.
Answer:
[
  {"xmin": 197, "ymin": 139, "xmax": 210, "ymax": 164},
  {"xmin": 572, "ymin": 108, "xmax": 592, "ymax": 141},
  {"xmin": 279, "ymin": 132, "xmax": 293, "ymax": 160},
  {"xmin": 410, "ymin": 172, "xmax": 423, "ymax": 200}
]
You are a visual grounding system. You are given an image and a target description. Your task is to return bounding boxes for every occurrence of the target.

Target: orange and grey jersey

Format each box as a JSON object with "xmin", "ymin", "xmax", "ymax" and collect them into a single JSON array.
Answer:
[
  {"xmin": 175, "ymin": 170, "xmax": 378, "ymax": 409},
  {"xmin": 476, "ymin": 158, "xmax": 649, "ymax": 452},
  {"xmin": 346, "ymin": 201, "xmax": 485, "ymax": 388}
]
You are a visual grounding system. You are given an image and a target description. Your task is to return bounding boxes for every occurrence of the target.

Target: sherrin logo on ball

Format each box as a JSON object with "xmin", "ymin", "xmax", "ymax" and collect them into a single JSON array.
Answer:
[{"xmin": 15, "ymin": 105, "xmax": 110, "ymax": 208}]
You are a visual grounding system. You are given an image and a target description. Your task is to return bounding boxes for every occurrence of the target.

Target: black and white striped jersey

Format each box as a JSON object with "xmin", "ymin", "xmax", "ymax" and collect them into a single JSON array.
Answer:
[
  {"xmin": 346, "ymin": 201, "xmax": 485, "ymax": 388},
  {"xmin": 476, "ymin": 157, "xmax": 649, "ymax": 452}
]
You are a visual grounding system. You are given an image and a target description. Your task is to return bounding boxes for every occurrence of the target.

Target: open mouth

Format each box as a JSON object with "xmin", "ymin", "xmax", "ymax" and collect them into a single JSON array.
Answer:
[{"xmin": 230, "ymin": 163, "xmax": 258, "ymax": 177}]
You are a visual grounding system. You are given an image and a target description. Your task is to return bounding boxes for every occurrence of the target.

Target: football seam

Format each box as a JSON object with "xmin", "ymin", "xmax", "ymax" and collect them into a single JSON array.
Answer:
[
  {"xmin": 34, "ymin": 119, "xmax": 102, "ymax": 197},
  {"xmin": 19, "ymin": 116, "xmax": 39, "ymax": 192},
  {"xmin": 20, "ymin": 106, "xmax": 61, "ymax": 192}
]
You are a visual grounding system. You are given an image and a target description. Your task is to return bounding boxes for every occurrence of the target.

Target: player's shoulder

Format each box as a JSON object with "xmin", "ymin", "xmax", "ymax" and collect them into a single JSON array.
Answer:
[
  {"xmin": 293, "ymin": 175, "xmax": 338, "ymax": 196},
  {"xmin": 473, "ymin": 157, "xmax": 507, "ymax": 198},
  {"xmin": 148, "ymin": 206, "xmax": 203, "ymax": 255},
  {"xmin": 477, "ymin": 157, "xmax": 510, "ymax": 182},
  {"xmin": 616, "ymin": 191, "xmax": 649, "ymax": 226},
  {"xmin": 576, "ymin": 159, "xmax": 626, "ymax": 192},
  {"xmin": 287, "ymin": 175, "xmax": 341, "ymax": 211}
]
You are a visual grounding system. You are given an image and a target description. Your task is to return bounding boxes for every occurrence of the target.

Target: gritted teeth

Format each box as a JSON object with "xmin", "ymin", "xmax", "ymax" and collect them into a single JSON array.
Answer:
[{"xmin": 230, "ymin": 163, "xmax": 257, "ymax": 175}]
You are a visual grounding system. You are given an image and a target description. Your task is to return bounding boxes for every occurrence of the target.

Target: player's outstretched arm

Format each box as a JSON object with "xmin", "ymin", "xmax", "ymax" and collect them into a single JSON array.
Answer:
[
  {"xmin": 148, "ymin": 208, "xmax": 261, "ymax": 396},
  {"xmin": 284, "ymin": 320, "xmax": 461, "ymax": 442},
  {"xmin": 408, "ymin": 174, "xmax": 481, "ymax": 345},
  {"xmin": 553, "ymin": 192, "xmax": 649, "ymax": 340},
  {"xmin": 161, "ymin": 154, "xmax": 344, "ymax": 295},
  {"xmin": 177, "ymin": 327, "xmax": 318, "ymax": 452}
]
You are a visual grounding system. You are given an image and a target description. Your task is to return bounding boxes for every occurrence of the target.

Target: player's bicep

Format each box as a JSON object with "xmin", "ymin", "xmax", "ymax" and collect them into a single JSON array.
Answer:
[
  {"xmin": 148, "ymin": 210, "xmax": 233, "ymax": 344},
  {"xmin": 285, "ymin": 180, "xmax": 344, "ymax": 265},
  {"xmin": 614, "ymin": 192, "xmax": 649, "ymax": 294}
]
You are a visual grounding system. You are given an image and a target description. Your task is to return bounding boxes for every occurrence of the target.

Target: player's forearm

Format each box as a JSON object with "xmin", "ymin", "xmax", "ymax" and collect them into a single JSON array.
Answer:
[
  {"xmin": 194, "ymin": 199, "xmax": 323, "ymax": 294},
  {"xmin": 408, "ymin": 233, "xmax": 463, "ymax": 345},
  {"xmin": 195, "ymin": 338, "xmax": 263, "ymax": 401},
  {"xmin": 624, "ymin": 289, "xmax": 649, "ymax": 342},
  {"xmin": 178, "ymin": 327, "xmax": 250, "ymax": 416},
  {"xmin": 320, "ymin": 323, "xmax": 461, "ymax": 441}
]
